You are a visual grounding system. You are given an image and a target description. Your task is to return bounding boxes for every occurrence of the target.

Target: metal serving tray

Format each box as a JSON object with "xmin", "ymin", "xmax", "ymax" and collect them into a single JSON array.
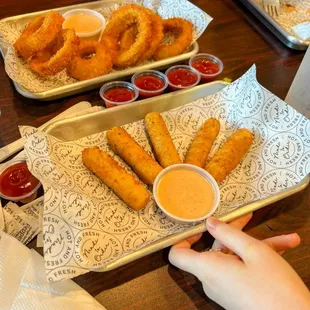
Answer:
[
  {"xmin": 238, "ymin": 0, "xmax": 310, "ymax": 50},
  {"xmin": 0, "ymin": 0, "xmax": 199, "ymax": 101},
  {"xmin": 45, "ymin": 82, "xmax": 310, "ymax": 272}
]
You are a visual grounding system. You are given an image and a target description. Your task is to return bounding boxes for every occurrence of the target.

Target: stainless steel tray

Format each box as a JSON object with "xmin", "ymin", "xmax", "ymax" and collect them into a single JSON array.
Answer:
[
  {"xmin": 0, "ymin": 0, "xmax": 199, "ymax": 101},
  {"xmin": 238, "ymin": 0, "xmax": 310, "ymax": 50},
  {"xmin": 45, "ymin": 82, "xmax": 310, "ymax": 272}
]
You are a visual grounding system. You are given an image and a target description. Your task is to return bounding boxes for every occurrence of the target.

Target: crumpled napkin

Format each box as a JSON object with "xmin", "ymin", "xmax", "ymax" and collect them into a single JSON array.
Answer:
[{"xmin": 0, "ymin": 231, "xmax": 106, "ymax": 310}]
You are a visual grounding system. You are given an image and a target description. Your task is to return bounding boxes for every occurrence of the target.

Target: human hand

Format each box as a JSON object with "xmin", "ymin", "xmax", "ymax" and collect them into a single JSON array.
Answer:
[{"xmin": 169, "ymin": 216, "xmax": 310, "ymax": 310}]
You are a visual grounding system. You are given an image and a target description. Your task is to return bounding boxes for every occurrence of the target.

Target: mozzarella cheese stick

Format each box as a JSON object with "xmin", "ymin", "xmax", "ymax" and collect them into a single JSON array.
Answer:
[
  {"xmin": 144, "ymin": 112, "xmax": 181, "ymax": 167},
  {"xmin": 184, "ymin": 118, "xmax": 220, "ymax": 167},
  {"xmin": 107, "ymin": 126, "xmax": 163, "ymax": 185},
  {"xmin": 205, "ymin": 129, "xmax": 253, "ymax": 183},
  {"xmin": 82, "ymin": 147, "xmax": 149, "ymax": 211}
]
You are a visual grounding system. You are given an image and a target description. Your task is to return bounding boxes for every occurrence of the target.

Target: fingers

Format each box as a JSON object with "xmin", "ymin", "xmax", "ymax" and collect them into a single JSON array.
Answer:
[
  {"xmin": 207, "ymin": 217, "xmax": 262, "ymax": 262},
  {"xmin": 212, "ymin": 213, "xmax": 253, "ymax": 252},
  {"xmin": 172, "ymin": 233, "xmax": 202, "ymax": 249},
  {"xmin": 169, "ymin": 233, "xmax": 202, "ymax": 275},
  {"xmin": 169, "ymin": 243, "xmax": 243, "ymax": 281},
  {"xmin": 169, "ymin": 244, "xmax": 203, "ymax": 276},
  {"xmin": 229, "ymin": 213, "xmax": 253, "ymax": 230},
  {"xmin": 263, "ymin": 233, "xmax": 301, "ymax": 253}
]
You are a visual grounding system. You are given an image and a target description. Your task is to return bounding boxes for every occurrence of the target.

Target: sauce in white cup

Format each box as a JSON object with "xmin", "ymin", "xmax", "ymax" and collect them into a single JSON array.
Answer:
[{"xmin": 153, "ymin": 164, "xmax": 220, "ymax": 224}]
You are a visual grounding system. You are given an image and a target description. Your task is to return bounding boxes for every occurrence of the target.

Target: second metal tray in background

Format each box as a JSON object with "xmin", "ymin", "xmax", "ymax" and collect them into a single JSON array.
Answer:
[
  {"xmin": 238, "ymin": 0, "xmax": 310, "ymax": 50},
  {"xmin": 45, "ymin": 82, "xmax": 310, "ymax": 272},
  {"xmin": 0, "ymin": 0, "xmax": 200, "ymax": 101}
]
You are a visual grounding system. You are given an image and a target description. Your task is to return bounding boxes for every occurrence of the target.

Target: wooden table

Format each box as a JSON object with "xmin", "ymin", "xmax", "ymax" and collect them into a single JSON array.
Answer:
[{"xmin": 0, "ymin": 0, "xmax": 309, "ymax": 309}]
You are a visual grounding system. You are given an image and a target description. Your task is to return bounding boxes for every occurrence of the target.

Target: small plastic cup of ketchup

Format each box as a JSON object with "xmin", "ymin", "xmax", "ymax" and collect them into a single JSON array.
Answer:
[
  {"xmin": 0, "ymin": 159, "xmax": 41, "ymax": 203},
  {"xmin": 131, "ymin": 70, "xmax": 168, "ymax": 98},
  {"xmin": 165, "ymin": 65, "xmax": 200, "ymax": 91},
  {"xmin": 189, "ymin": 53, "xmax": 223, "ymax": 83},
  {"xmin": 99, "ymin": 81, "xmax": 139, "ymax": 108}
]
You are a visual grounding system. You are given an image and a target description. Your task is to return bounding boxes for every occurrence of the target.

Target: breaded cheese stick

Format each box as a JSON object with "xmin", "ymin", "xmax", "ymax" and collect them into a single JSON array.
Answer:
[
  {"xmin": 106, "ymin": 126, "xmax": 163, "ymax": 185},
  {"xmin": 82, "ymin": 147, "xmax": 149, "ymax": 211},
  {"xmin": 184, "ymin": 118, "xmax": 220, "ymax": 167},
  {"xmin": 144, "ymin": 112, "xmax": 181, "ymax": 167},
  {"xmin": 205, "ymin": 129, "xmax": 253, "ymax": 183}
]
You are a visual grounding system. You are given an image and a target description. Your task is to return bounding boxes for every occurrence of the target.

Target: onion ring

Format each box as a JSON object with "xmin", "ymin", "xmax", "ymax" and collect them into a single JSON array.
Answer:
[
  {"xmin": 101, "ymin": 4, "xmax": 152, "ymax": 67},
  {"xmin": 154, "ymin": 18, "xmax": 193, "ymax": 60},
  {"xmin": 142, "ymin": 10, "xmax": 163, "ymax": 61},
  {"xmin": 14, "ymin": 12, "xmax": 64, "ymax": 60},
  {"xmin": 29, "ymin": 29, "xmax": 79, "ymax": 76},
  {"xmin": 119, "ymin": 27, "xmax": 137, "ymax": 52},
  {"xmin": 100, "ymin": 35, "xmax": 119, "ymax": 60},
  {"xmin": 119, "ymin": 10, "xmax": 163, "ymax": 61},
  {"xmin": 67, "ymin": 40, "xmax": 113, "ymax": 80}
]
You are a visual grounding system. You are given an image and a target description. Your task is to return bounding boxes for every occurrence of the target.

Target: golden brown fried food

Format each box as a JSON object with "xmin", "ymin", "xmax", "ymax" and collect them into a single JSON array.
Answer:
[
  {"xmin": 14, "ymin": 12, "xmax": 64, "ymax": 60},
  {"xmin": 144, "ymin": 112, "xmax": 181, "ymax": 168},
  {"xmin": 29, "ymin": 29, "xmax": 79, "ymax": 76},
  {"xmin": 205, "ymin": 129, "xmax": 253, "ymax": 183},
  {"xmin": 106, "ymin": 126, "xmax": 163, "ymax": 185},
  {"xmin": 142, "ymin": 12, "xmax": 163, "ymax": 61},
  {"xmin": 100, "ymin": 35, "xmax": 119, "ymax": 60},
  {"xmin": 184, "ymin": 118, "xmax": 220, "ymax": 167},
  {"xmin": 82, "ymin": 147, "xmax": 149, "ymax": 211},
  {"xmin": 119, "ymin": 9, "xmax": 163, "ymax": 61},
  {"xmin": 154, "ymin": 17, "xmax": 193, "ymax": 60},
  {"xmin": 101, "ymin": 4, "xmax": 152, "ymax": 67},
  {"xmin": 67, "ymin": 40, "xmax": 112, "ymax": 80},
  {"xmin": 119, "ymin": 27, "xmax": 138, "ymax": 51}
]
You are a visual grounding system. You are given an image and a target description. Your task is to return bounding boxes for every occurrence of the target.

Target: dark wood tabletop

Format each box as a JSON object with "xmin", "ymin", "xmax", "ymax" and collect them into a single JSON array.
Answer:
[{"xmin": 0, "ymin": 0, "xmax": 309, "ymax": 309}]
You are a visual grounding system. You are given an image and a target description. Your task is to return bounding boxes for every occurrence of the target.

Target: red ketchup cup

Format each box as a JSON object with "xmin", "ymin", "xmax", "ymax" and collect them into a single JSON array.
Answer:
[
  {"xmin": 0, "ymin": 159, "xmax": 41, "ymax": 203},
  {"xmin": 131, "ymin": 70, "xmax": 168, "ymax": 98},
  {"xmin": 99, "ymin": 81, "xmax": 139, "ymax": 108},
  {"xmin": 165, "ymin": 65, "xmax": 200, "ymax": 91},
  {"xmin": 189, "ymin": 53, "xmax": 223, "ymax": 83}
]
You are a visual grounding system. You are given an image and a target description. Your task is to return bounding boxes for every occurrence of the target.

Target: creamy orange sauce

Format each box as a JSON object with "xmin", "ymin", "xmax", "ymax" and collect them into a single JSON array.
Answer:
[
  {"xmin": 63, "ymin": 13, "xmax": 102, "ymax": 33},
  {"xmin": 157, "ymin": 169, "xmax": 214, "ymax": 219}
]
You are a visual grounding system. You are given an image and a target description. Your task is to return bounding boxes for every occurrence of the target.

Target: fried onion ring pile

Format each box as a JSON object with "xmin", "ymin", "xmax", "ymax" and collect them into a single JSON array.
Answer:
[
  {"xmin": 12, "ymin": 6, "xmax": 196, "ymax": 81},
  {"xmin": 29, "ymin": 29, "xmax": 79, "ymax": 76},
  {"xmin": 14, "ymin": 12, "xmax": 64, "ymax": 60},
  {"xmin": 101, "ymin": 4, "xmax": 152, "ymax": 67},
  {"xmin": 154, "ymin": 18, "xmax": 193, "ymax": 60},
  {"xmin": 67, "ymin": 40, "xmax": 112, "ymax": 80}
]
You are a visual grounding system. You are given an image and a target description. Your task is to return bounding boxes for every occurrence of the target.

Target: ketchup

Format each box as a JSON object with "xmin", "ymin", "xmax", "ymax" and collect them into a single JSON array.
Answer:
[
  {"xmin": 0, "ymin": 162, "xmax": 40, "ymax": 198},
  {"xmin": 167, "ymin": 68, "xmax": 199, "ymax": 90},
  {"xmin": 134, "ymin": 75, "xmax": 166, "ymax": 98},
  {"xmin": 191, "ymin": 59, "xmax": 220, "ymax": 75},
  {"xmin": 191, "ymin": 59, "xmax": 221, "ymax": 83},
  {"xmin": 104, "ymin": 87, "xmax": 135, "ymax": 103},
  {"xmin": 134, "ymin": 75, "xmax": 165, "ymax": 91}
]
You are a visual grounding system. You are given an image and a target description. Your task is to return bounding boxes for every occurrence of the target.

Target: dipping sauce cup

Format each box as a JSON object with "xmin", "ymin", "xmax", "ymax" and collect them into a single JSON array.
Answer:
[
  {"xmin": 153, "ymin": 164, "xmax": 220, "ymax": 224},
  {"xmin": 165, "ymin": 65, "xmax": 200, "ymax": 91},
  {"xmin": 63, "ymin": 9, "xmax": 106, "ymax": 41},
  {"xmin": 131, "ymin": 70, "xmax": 168, "ymax": 98},
  {"xmin": 189, "ymin": 53, "xmax": 223, "ymax": 83},
  {"xmin": 100, "ymin": 81, "xmax": 139, "ymax": 108},
  {"xmin": 0, "ymin": 159, "xmax": 41, "ymax": 203}
]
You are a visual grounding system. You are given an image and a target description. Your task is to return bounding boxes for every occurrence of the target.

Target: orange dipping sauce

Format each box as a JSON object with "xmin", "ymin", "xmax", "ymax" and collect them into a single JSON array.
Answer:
[
  {"xmin": 63, "ymin": 13, "xmax": 102, "ymax": 33},
  {"xmin": 156, "ymin": 169, "xmax": 214, "ymax": 220}
]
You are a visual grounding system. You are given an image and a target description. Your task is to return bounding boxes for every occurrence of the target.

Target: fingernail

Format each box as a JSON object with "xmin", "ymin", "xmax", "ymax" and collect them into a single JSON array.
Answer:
[{"xmin": 207, "ymin": 217, "xmax": 221, "ymax": 229}]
